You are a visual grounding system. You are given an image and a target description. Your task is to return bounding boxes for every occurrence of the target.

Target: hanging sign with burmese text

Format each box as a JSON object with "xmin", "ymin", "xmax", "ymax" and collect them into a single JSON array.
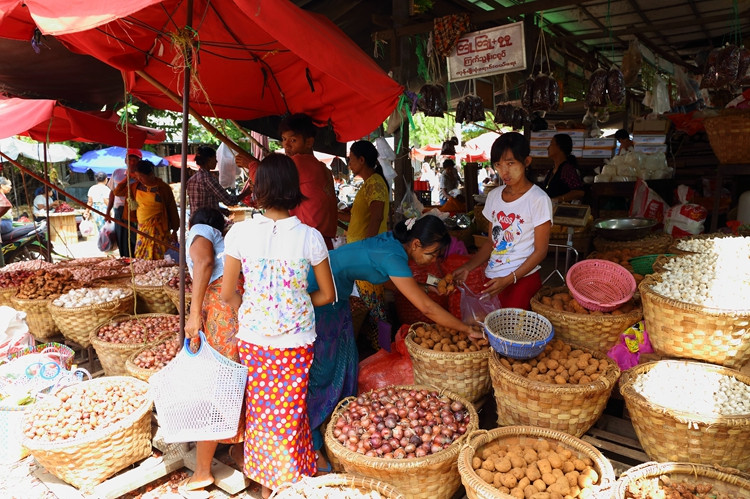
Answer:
[{"xmin": 447, "ymin": 21, "xmax": 526, "ymax": 82}]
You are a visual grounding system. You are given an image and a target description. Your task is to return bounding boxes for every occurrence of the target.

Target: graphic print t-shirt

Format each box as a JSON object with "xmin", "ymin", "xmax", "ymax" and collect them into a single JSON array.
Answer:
[{"xmin": 481, "ymin": 184, "xmax": 552, "ymax": 279}]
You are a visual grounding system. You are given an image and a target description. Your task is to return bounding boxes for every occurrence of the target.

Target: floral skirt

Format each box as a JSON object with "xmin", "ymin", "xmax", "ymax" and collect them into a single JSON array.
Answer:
[
  {"xmin": 355, "ymin": 280, "xmax": 387, "ymax": 349},
  {"xmin": 238, "ymin": 341, "xmax": 316, "ymax": 490},
  {"xmin": 134, "ymin": 216, "xmax": 169, "ymax": 260}
]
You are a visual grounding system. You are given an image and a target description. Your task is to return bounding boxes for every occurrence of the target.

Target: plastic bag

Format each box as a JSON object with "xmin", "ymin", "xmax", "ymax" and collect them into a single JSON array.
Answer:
[
  {"xmin": 606, "ymin": 66, "xmax": 625, "ymax": 105},
  {"xmin": 521, "ymin": 76, "xmax": 534, "ymax": 109},
  {"xmin": 649, "ymin": 76, "xmax": 671, "ymax": 115},
  {"xmin": 217, "ymin": 142, "xmax": 239, "ymax": 189},
  {"xmin": 0, "ymin": 306, "xmax": 31, "ymax": 363},
  {"xmin": 606, "ymin": 321, "xmax": 653, "ymax": 372},
  {"xmin": 629, "ymin": 179, "xmax": 666, "ymax": 223},
  {"xmin": 149, "ymin": 331, "xmax": 248, "ymax": 443},
  {"xmin": 532, "ymin": 74, "xmax": 552, "ymax": 111},
  {"xmin": 621, "ymin": 40, "xmax": 642, "ymax": 87},
  {"xmin": 79, "ymin": 219, "xmax": 96, "ymax": 238},
  {"xmin": 395, "ymin": 185, "xmax": 423, "ymax": 221},
  {"xmin": 97, "ymin": 221, "xmax": 117, "ymax": 252},
  {"xmin": 459, "ymin": 284, "xmax": 501, "ymax": 326},
  {"xmin": 664, "ymin": 185, "xmax": 707, "ymax": 237},
  {"xmin": 357, "ymin": 326, "xmax": 413, "ymax": 394},
  {"xmin": 586, "ymin": 68, "xmax": 608, "ymax": 109}
]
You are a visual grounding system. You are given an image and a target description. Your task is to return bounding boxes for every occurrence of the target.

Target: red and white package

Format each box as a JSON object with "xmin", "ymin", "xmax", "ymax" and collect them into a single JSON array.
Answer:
[
  {"xmin": 665, "ymin": 185, "xmax": 707, "ymax": 237},
  {"xmin": 629, "ymin": 179, "xmax": 666, "ymax": 223}
]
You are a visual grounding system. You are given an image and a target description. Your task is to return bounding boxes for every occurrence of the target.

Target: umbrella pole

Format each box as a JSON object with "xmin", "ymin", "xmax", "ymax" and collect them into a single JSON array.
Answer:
[
  {"xmin": 43, "ymin": 143, "xmax": 51, "ymax": 262},
  {"xmin": 178, "ymin": 0, "xmax": 194, "ymax": 345}
]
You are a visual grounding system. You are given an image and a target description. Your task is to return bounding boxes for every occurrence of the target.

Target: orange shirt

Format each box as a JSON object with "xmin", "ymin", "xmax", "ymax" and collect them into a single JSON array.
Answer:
[{"xmin": 289, "ymin": 154, "xmax": 338, "ymax": 239}]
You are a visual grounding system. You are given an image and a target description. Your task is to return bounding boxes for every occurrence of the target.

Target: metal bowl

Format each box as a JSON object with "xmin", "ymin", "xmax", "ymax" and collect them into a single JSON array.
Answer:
[{"xmin": 594, "ymin": 217, "xmax": 658, "ymax": 241}]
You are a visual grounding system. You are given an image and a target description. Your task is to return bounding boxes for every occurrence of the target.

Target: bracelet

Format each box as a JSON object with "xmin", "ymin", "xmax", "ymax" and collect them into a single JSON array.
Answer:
[{"xmin": 512, "ymin": 271, "xmax": 517, "ymax": 284}]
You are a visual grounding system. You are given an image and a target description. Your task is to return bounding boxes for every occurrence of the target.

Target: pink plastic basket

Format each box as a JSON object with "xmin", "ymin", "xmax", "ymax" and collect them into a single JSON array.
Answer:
[{"xmin": 565, "ymin": 259, "xmax": 636, "ymax": 312}]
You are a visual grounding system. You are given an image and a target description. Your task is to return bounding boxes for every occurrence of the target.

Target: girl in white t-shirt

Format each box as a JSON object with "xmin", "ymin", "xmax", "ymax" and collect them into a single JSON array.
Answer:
[
  {"xmin": 454, "ymin": 132, "xmax": 552, "ymax": 311},
  {"xmin": 221, "ymin": 153, "xmax": 335, "ymax": 499}
]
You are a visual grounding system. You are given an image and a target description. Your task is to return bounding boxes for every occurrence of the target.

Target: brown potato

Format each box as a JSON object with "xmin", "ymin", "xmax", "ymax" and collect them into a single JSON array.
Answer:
[
  {"xmin": 541, "ymin": 472, "xmax": 556, "ymax": 486},
  {"xmin": 537, "ymin": 458, "xmax": 552, "ymax": 475},
  {"xmin": 477, "ymin": 468, "xmax": 494, "ymax": 484}
]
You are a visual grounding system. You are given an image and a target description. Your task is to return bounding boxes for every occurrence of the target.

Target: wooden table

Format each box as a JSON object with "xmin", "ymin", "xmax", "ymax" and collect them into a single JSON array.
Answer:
[
  {"xmin": 227, "ymin": 206, "xmax": 256, "ymax": 222},
  {"xmin": 47, "ymin": 210, "xmax": 80, "ymax": 247}
]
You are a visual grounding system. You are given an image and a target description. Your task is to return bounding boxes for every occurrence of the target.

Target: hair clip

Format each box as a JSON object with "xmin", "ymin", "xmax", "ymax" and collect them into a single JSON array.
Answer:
[{"xmin": 405, "ymin": 217, "xmax": 416, "ymax": 230}]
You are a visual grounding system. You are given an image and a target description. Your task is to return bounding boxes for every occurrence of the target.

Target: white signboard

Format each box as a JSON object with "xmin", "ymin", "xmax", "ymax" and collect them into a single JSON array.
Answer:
[{"xmin": 447, "ymin": 21, "xmax": 526, "ymax": 82}]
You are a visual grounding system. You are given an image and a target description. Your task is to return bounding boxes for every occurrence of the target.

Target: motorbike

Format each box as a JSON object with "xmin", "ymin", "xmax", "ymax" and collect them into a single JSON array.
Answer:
[{"xmin": 1, "ymin": 221, "xmax": 53, "ymax": 264}]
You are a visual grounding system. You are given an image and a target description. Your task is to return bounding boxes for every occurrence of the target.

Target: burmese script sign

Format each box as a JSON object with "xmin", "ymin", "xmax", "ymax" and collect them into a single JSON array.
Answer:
[{"xmin": 447, "ymin": 22, "xmax": 526, "ymax": 82}]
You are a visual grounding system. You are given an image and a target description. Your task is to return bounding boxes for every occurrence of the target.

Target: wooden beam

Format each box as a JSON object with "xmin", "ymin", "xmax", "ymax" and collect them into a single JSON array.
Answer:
[
  {"xmin": 686, "ymin": 0, "xmax": 713, "ymax": 42},
  {"xmin": 624, "ymin": 0, "xmax": 684, "ymax": 64}
]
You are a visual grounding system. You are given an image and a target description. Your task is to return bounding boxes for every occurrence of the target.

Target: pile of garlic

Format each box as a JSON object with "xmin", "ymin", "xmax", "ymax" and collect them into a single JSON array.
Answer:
[
  {"xmin": 134, "ymin": 266, "xmax": 180, "ymax": 287},
  {"xmin": 632, "ymin": 362, "xmax": 750, "ymax": 416},
  {"xmin": 675, "ymin": 235, "xmax": 750, "ymax": 254},
  {"xmin": 52, "ymin": 287, "xmax": 129, "ymax": 308},
  {"xmin": 651, "ymin": 252, "xmax": 750, "ymax": 309}
]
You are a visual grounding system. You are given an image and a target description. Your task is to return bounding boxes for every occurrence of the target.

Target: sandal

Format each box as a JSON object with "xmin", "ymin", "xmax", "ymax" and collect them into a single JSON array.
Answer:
[
  {"xmin": 177, "ymin": 476, "xmax": 214, "ymax": 498},
  {"xmin": 314, "ymin": 451, "xmax": 333, "ymax": 476}
]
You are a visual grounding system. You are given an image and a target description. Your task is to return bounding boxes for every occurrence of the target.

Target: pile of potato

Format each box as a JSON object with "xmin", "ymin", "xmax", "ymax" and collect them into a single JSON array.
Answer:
[
  {"xmin": 539, "ymin": 290, "xmax": 637, "ymax": 315},
  {"xmin": 15, "ymin": 270, "xmax": 80, "ymax": 299},
  {"xmin": 626, "ymin": 476, "xmax": 740, "ymax": 499},
  {"xmin": 472, "ymin": 438, "xmax": 600, "ymax": 498},
  {"xmin": 499, "ymin": 339, "xmax": 610, "ymax": 385},
  {"xmin": 411, "ymin": 323, "xmax": 488, "ymax": 353},
  {"xmin": 435, "ymin": 273, "xmax": 456, "ymax": 295}
]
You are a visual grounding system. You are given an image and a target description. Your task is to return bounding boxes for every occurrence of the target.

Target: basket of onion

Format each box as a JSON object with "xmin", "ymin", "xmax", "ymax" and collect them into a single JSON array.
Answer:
[
  {"xmin": 324, "ymin": 385, "xmax": 478, "ymax": 499},
  {"xmin": 162, "ymin": 275, "xmax": 192, "ymax": 314},
  {"xmin": 125, "ymin": 334, "xmax": 181, "ymax": 381},
  {"xmin": 133, "ymin": 267, "xmax": 179, "ymax": 314},
  {"xmin": 0, "ymin": 270, "xmax": 34, "ymax": 308},
  {"xmin": 89, "ymin": 314, "xmax": 179, "ymax": 376},
  {"xmin": 22, "ymin": 376, "xmax": 153, "ymax": 492}
]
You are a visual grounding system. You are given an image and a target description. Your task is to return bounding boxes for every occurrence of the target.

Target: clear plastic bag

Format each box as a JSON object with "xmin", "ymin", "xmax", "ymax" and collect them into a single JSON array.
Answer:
[
  {"xmin": 97, "ymin": 221, "xmax": 117, "ymax": 252},
  {"xmin": 459, "ymin": 284, "xmax": 501, "ymax": 326}
]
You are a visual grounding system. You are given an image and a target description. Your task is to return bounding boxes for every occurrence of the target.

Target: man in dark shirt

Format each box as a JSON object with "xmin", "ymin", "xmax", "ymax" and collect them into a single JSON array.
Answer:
[{"xmin": 186, "ymin": 145, "xmax": 251, "ymax": 213}]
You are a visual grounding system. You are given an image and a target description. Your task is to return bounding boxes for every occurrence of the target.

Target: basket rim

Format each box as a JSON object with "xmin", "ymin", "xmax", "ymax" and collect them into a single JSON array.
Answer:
[
  {"xmin": 270, "ymin": 473, "xmax": 406, "ymax": 498},
  {"xmin": 619, "ymin": 359, "xmax": 750, "ymax": 424},
  {"xmin": 489, "ymin": 346, "xmax": 621, "ymax": 394},
  {"xmin": 22, "ymin": 376, "xmax": 153, "ymax": 450},
  {"xmin": 483, "ymin": 308, "xmax": 554, "ymax": 346},
  {"xmin": 47, "ymin": 288, "xmax": 135, "ymax": 313},
  {"xmin": 613, "ymin": 461, "xmax": 750, "ymax": 497},
  {"xmin": 640, "ymin": 274, "xmax": 750, "ymax": 315},
  {"xmin": 566, "ymin": 259, "xmax": 636, "ymax": 309},
  {"xmin": 161, "ymin": 283, "xmax": 192, "ymax": 296},
  {"xmin": 405, "ymin": 323, "xmax": 491, "ymax": 359},
  {"xmin": 124, "ymin": 333, "xmax": 180, "ymax": 377},
  {"xmin": 325, "ymin": 384, "xmax": 479, "ymax": 470},
  {"xmin": 531, "ymin": 286, "xmax": 643, "ymax": 322},
  {"xmin": 457, "ymin": 425, "xmax": 616, "ymax": 497}
]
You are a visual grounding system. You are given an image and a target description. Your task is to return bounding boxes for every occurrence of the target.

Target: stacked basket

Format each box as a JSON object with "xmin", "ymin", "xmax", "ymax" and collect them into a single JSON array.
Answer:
[
  {"xmin": 162, "ymin": 282, "xmax": 191, "ymax": 314},
  {"xmin": 704, "ymin": 110, "xmax": 750, "ymax": 164},
  {"xmin": 134, "ymin": 282, "xmax": 177, "ymax": 314},
  {"xmin": 11, "ymin": 295, "xmax": 60, "ymax": 341},
  {"xmin": 593, "ymin": 231, "xmax": 672, "ymax": 255}
]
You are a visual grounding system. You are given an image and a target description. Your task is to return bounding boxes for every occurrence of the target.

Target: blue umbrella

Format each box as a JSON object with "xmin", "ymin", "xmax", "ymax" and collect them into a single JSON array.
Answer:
[{"xmin": 69, "ymin": 146, "xmax": 168, "ymax": 175}]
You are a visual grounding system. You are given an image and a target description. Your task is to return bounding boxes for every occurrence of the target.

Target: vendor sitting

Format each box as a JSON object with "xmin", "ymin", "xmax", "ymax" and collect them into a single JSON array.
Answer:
[
  {"xmin": 543, "ymin": 134, "xmax": 584, "ymax": 204},
  {"xmin": 33, "ymin": 186, "xmax": 60, "ymax": 220}
]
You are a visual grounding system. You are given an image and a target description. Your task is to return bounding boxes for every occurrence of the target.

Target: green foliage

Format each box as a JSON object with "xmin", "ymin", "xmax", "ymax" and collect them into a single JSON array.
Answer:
[{"xmin": 409, "ymin": 110, "xmax": 498, "ymax": 147}]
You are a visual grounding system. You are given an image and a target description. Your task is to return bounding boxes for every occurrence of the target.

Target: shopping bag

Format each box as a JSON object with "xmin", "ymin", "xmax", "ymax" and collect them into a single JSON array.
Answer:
[
  {"xmin": 459, "ymin": 284, "xmax": 501, "ymax": 325},
  {"xmin": 358, "ymin": 326, "xmax": 413, "ymax": 394},
  {"xmin": 97, "ymin": 221, "xmax": 117, "ymax": 252},
  {"xmin": 149, "ymin": 331, "xmax": 247, "ymax": 443}
]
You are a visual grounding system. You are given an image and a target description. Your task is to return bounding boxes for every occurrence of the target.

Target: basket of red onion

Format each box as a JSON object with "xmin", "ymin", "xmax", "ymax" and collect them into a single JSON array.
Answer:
[{"xmin": 324, "ymin": 385, "xmax": 478, "ymax": 499}]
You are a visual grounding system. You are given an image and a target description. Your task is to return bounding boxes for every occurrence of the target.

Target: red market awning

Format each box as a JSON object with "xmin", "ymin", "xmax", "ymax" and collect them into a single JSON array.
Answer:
[
  {"xmin": 0, "ymin": 97, "xmax": 166, "ymax": 146},
  {"xmin": 0, "ymin": 0, "xmax": 404, "ymax": 143},
  {"xmin": 165, "ymin": 154, "xmax": 199, "ymax": 170}
]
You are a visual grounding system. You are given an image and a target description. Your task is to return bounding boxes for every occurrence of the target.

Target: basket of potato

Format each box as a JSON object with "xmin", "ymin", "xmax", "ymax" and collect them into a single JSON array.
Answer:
[
  {"xmin": 613, "ymin": 462, "xmax": 750, "ymax": 499},
  {"xmin": 488, "ymin": 339, "xmax": 621, "ymax": 438},
  {"xmin": 405, "ymin": 322, "xmax": 491, "ymax": 403},
  {"xmin": 457, "ymin": 425, "xmax": 615, "ymax": 499},
  {"xmin": 530, "ymin": 286, "xmax": 643, "ymax": 353}
]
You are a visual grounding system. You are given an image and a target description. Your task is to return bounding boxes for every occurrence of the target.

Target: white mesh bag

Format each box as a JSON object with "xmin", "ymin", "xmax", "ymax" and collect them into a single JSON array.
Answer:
[{"xmin": 149, "ymin": 332, "xmax": 247, "ymax": 443}]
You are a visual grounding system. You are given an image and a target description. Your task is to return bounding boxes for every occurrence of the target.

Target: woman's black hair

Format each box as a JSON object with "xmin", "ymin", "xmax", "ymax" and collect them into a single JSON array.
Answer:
[
  {"xmin": 553, "ymin": 133, "xmax": 579, "ymax": 167},
  {"xmin": 443, "ymin": 159, "xmax": 456, "ymax": 169},
  {"xmin": 195, "ymin": 145, "xmax": 216, "ymax": 168},
  {"xmin": 189, "ymin": 207, "xmax": 225, "ymax": 232},
  {"xmin": 253, "ymin": 153, "xmax": 306, "ymax": 210},
  {"xmin": 350, "ymin": 140, "xmax": 388, "ymax": 191},
  {"xmin": 392, "ymin": 215, "xmax": 450, "ymax": 251},
  {"xmin": 490, "ymin": 132, "xmax": 530, "ymax": 164},
  {"xmin": 614, "ymin": 129, "xmax": 630, "ymax": 141},
  {"xmin": 135, "ymin": 160, "xmax": 154, "ymax": 175}
]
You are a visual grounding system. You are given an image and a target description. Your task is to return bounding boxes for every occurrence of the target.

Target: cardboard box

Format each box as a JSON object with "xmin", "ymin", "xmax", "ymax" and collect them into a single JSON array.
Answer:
[
  {"xmin": 581, "ymin": 148, "xmax": 614, "ymax": 158},
  {"xmin": 530, "ymin": 149, "xmax": 548, "ymax": 158},
  {"xmin": 584, "ymin": 138, "xmax": 616, "ymax": 148},
  {"xmin": 634, "ymin": 144, "xmax": 668, "ymax": 154},
  {"xmin": 633, "ymin": 134, "xmax": 667, "ymax": 144},
  {"xmin": 530, "ymin": 139, "xmax": 551, "ymax": 148},
  {"xmin": 530, "ymin": 130, "xmax": 558, "ymax": 139},
  {"xmin": 633, "ymin": 117, "xmax": 670, "ymax": 134},
  {"xmin": 555, "ymin": 129, "xmax": 585, "ymax": 139},
  {"xmin": 572, "ymin": 148, "xmax": 584, "ymax": 156}
]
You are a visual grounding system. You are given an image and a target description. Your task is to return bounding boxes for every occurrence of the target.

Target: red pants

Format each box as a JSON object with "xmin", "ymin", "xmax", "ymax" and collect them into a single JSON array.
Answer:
[{"xmin": 497, "ymin": 271, "xmax": 542, "ymax": 310}]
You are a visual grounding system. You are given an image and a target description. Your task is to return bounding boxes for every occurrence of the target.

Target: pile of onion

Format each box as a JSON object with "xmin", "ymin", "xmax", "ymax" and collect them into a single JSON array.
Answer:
[
  {"xmin": 132, "ymin": 336, "xmax": 180, "ymax": 369},
  {"xmin": 96, "ymin": 315, "xmax": 179, "ymax": 344},
  {"xmin": 332, "ymin": 387, "xmax": 470, "ymax": 459}
]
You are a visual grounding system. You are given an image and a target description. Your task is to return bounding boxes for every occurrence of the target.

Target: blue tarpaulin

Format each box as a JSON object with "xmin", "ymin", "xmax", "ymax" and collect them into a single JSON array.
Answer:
[{"xmin": 69, "ymin": 146, "xmax": 168, "ymax": 175}]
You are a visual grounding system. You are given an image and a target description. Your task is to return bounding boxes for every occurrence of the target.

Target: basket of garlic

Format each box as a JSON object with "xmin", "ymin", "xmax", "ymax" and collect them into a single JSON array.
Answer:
[
  {"xmin": 48, "ymin": 287, "xmax": 135, "ymax": 348},
  {"xmin": 639, "ymin": 251, "xmax": 750, "ymax": 369},
  {"xmin": 133, "ymin": 266, "xmax": 179, "ymax": 314},
  {"xmin": 668, "ymin": 233, "xmax": 749, "ymax": 255},
  {"xmin": 620, "ymin": 360, "xmax": 750, "ymax": 471}
]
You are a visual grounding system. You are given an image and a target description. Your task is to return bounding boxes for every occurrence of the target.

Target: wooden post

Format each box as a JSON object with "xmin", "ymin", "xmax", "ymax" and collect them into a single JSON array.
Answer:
[
  {"xmin": 464, "ymin": 162, "xmax": 479, "ymax": 211},
  {"xmin": 391, "ymin": 0, "xmax": 412, "ymax": 222}
]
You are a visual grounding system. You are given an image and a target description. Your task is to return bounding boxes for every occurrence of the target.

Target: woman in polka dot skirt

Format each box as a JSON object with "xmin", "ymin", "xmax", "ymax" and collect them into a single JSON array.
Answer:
[{"xmin": 221, "ymin": 153, "xmax": 336, "ymax": 498}]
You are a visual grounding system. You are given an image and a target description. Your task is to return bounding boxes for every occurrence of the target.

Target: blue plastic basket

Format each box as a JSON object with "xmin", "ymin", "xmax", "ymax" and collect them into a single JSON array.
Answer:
[{"xmin": 483, "ymin": 308, "xmax": 554, "ymax": 359}]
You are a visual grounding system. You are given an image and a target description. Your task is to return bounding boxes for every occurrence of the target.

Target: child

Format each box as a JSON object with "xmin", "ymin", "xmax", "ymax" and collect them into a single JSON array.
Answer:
[
  {"xmin": 279, "ymin": 113, "xmax": 338, "ymax": 249},
  {"xmin": 221, "ymin": 153, "xmax": 336, "ymax": 499}
]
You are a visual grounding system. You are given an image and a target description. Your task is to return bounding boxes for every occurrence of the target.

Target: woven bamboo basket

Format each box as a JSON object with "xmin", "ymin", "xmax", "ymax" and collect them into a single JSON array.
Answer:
[
  {"xmin": 404, "ymin": 323, "xmax": 491, "ymax": 403},
  {"xmin": 48, "ymin": 289, "xmax": 135, "ymax": 348},
  {"xmin": 23, "ymin": 376, "xmax": 153, "ymax": 491},
  {"xmin": 271, "ymin": 473, "xmax": 406, "ymax": 498},
  {"xmin": 704, "ymin": 110, "xmax": 750, "ymax": 164},
  {"xmin": 530, "ymin": 286, "xmax": 643, "ymax": 353},
  {"xmin": 593, "ymin": 231, "xmax": 671, "ymax": 254},
  {"xmin": 650, "ymin": 253, "xmax": 679, "ymax": 274},
  {"xmin": 162, "ymin": 284, "xmax": 191, "ymax": 314},
  {"xmin": 134, "ymin": 283, "xmax": 177, "ymax": 314},
  {"xmin": 640, "ymin": 274, "xmax": 750, "ymax": 368},
  {"xmin": 11, "ymin": 295, "xmax": 60, "ymax": 340},
  {"xmin": 667, "ymin": 232, "xmax": 743, "ymax": 255},
  {"xmin": 457, "ymin": 426, "xmax": 616, "ymax": 499},
  {"xmin": 0, "ymin": 286, "xmax": 19, "ymax": 308},
  {"xmin": 89, "ymin": 313, "xmax": 179, "ymax": 376},
  {"xmin": 324, "ymin": 385, "xmax": 479, "ymax": 499},
  {"xmin": 124, "ymin": 334, "xmax": 180, "ymax": 382},
  {"xmin": 614, "ymin": 462, "xmax": 750, "ymax": 499},
  {"xmin": 488, "ymin": 345, "xmax": 621, "ymax": 437},
  {"xmin": 620, "ymin": 360, "xmax": 750, "ymax": 470}
]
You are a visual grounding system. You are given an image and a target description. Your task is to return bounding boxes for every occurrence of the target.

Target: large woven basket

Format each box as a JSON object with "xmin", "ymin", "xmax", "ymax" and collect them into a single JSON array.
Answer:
[
  {"xmin": 90, "ymin": 313, "xmax": 179, "ymax": 376},
  {"xmin": 48, "ymin": 289, "xmax": 135, "ymax": 348},
  {"xmin": 704, "ymin": 111, "xmax": 750, "ymax": 164},
  {"xmin": 0, "ymin": 286, "xmax": 19, "ymax": 308},
  {"xmin": 620, "ymin": 360, "xmax": 750, "ymax": 470},
  {"xmin": 404, "ymin": 323, "xmax": 491, "ymax": 403},
  {"xmin": 23, "ymin": 376, "xmax": 153, "ymax": 491},
  {"xmin": 593, "ymin": 232, "xmax": 672, "ymax": 254},
  {"xmin": 566, "ymin": 259, "xmax": 636, "ymax": 312},
  {"xmin": 457, "ymin": 426, "xmax": 616, "ymax": 499},
  {"xmin": 10, "ymin": 295, "xmax": 60, "ymax": 340},
  {"xmin": 125, "ymin": 334, "xmax": 180, "ymax": 382},
  {"xmin": 134, "ymin": 283, "xmax": 177, "ymax": 314},
  {"xmin": 614, "ymin": 462, "xmax": 750, "ymax": 499},
  {"xmin": 271, "ymin": 473, "xmax": 406, "ymax": 498},
  {"xmin": 639, "ymin": 274, "xmax": 750, "ymax": 368},
  {"xmin": 531, "ymin": 286, "xmax": 643, "ymax": 353},
  {"xmin": 324, "ymin": 385, "xmax": 479, "ymax": 499},
  {"xmin": 488, "ymin": 345, "xmax": 621, "ymax": 437},
  {"xmin": 162, "ymin": 284, "xmax": 191, "ymax": 314}
]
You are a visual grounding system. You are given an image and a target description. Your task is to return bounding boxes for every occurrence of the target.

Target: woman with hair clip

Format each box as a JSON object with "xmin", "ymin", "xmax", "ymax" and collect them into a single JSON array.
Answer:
[
  {"xmin": 305, "ymin": 215, "xmax": 482, "ymax": 473},
  {"xmin": 543, "ymin": 133, "xmax": 584, "ymax": 203}
]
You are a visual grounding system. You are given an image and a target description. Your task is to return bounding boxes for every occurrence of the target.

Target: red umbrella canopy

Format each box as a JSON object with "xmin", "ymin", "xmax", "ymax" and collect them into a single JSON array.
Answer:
[
  {"xmin": 0, "ymin": 97, "xmax": 166, "ymax": 146},
  {"xmin": 0, "ymin": 0, "xmax": 403, "ymax": 142},
  {"xmin": 165, "ymin": 154, "xmax": 200, "ymax": 170}
]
